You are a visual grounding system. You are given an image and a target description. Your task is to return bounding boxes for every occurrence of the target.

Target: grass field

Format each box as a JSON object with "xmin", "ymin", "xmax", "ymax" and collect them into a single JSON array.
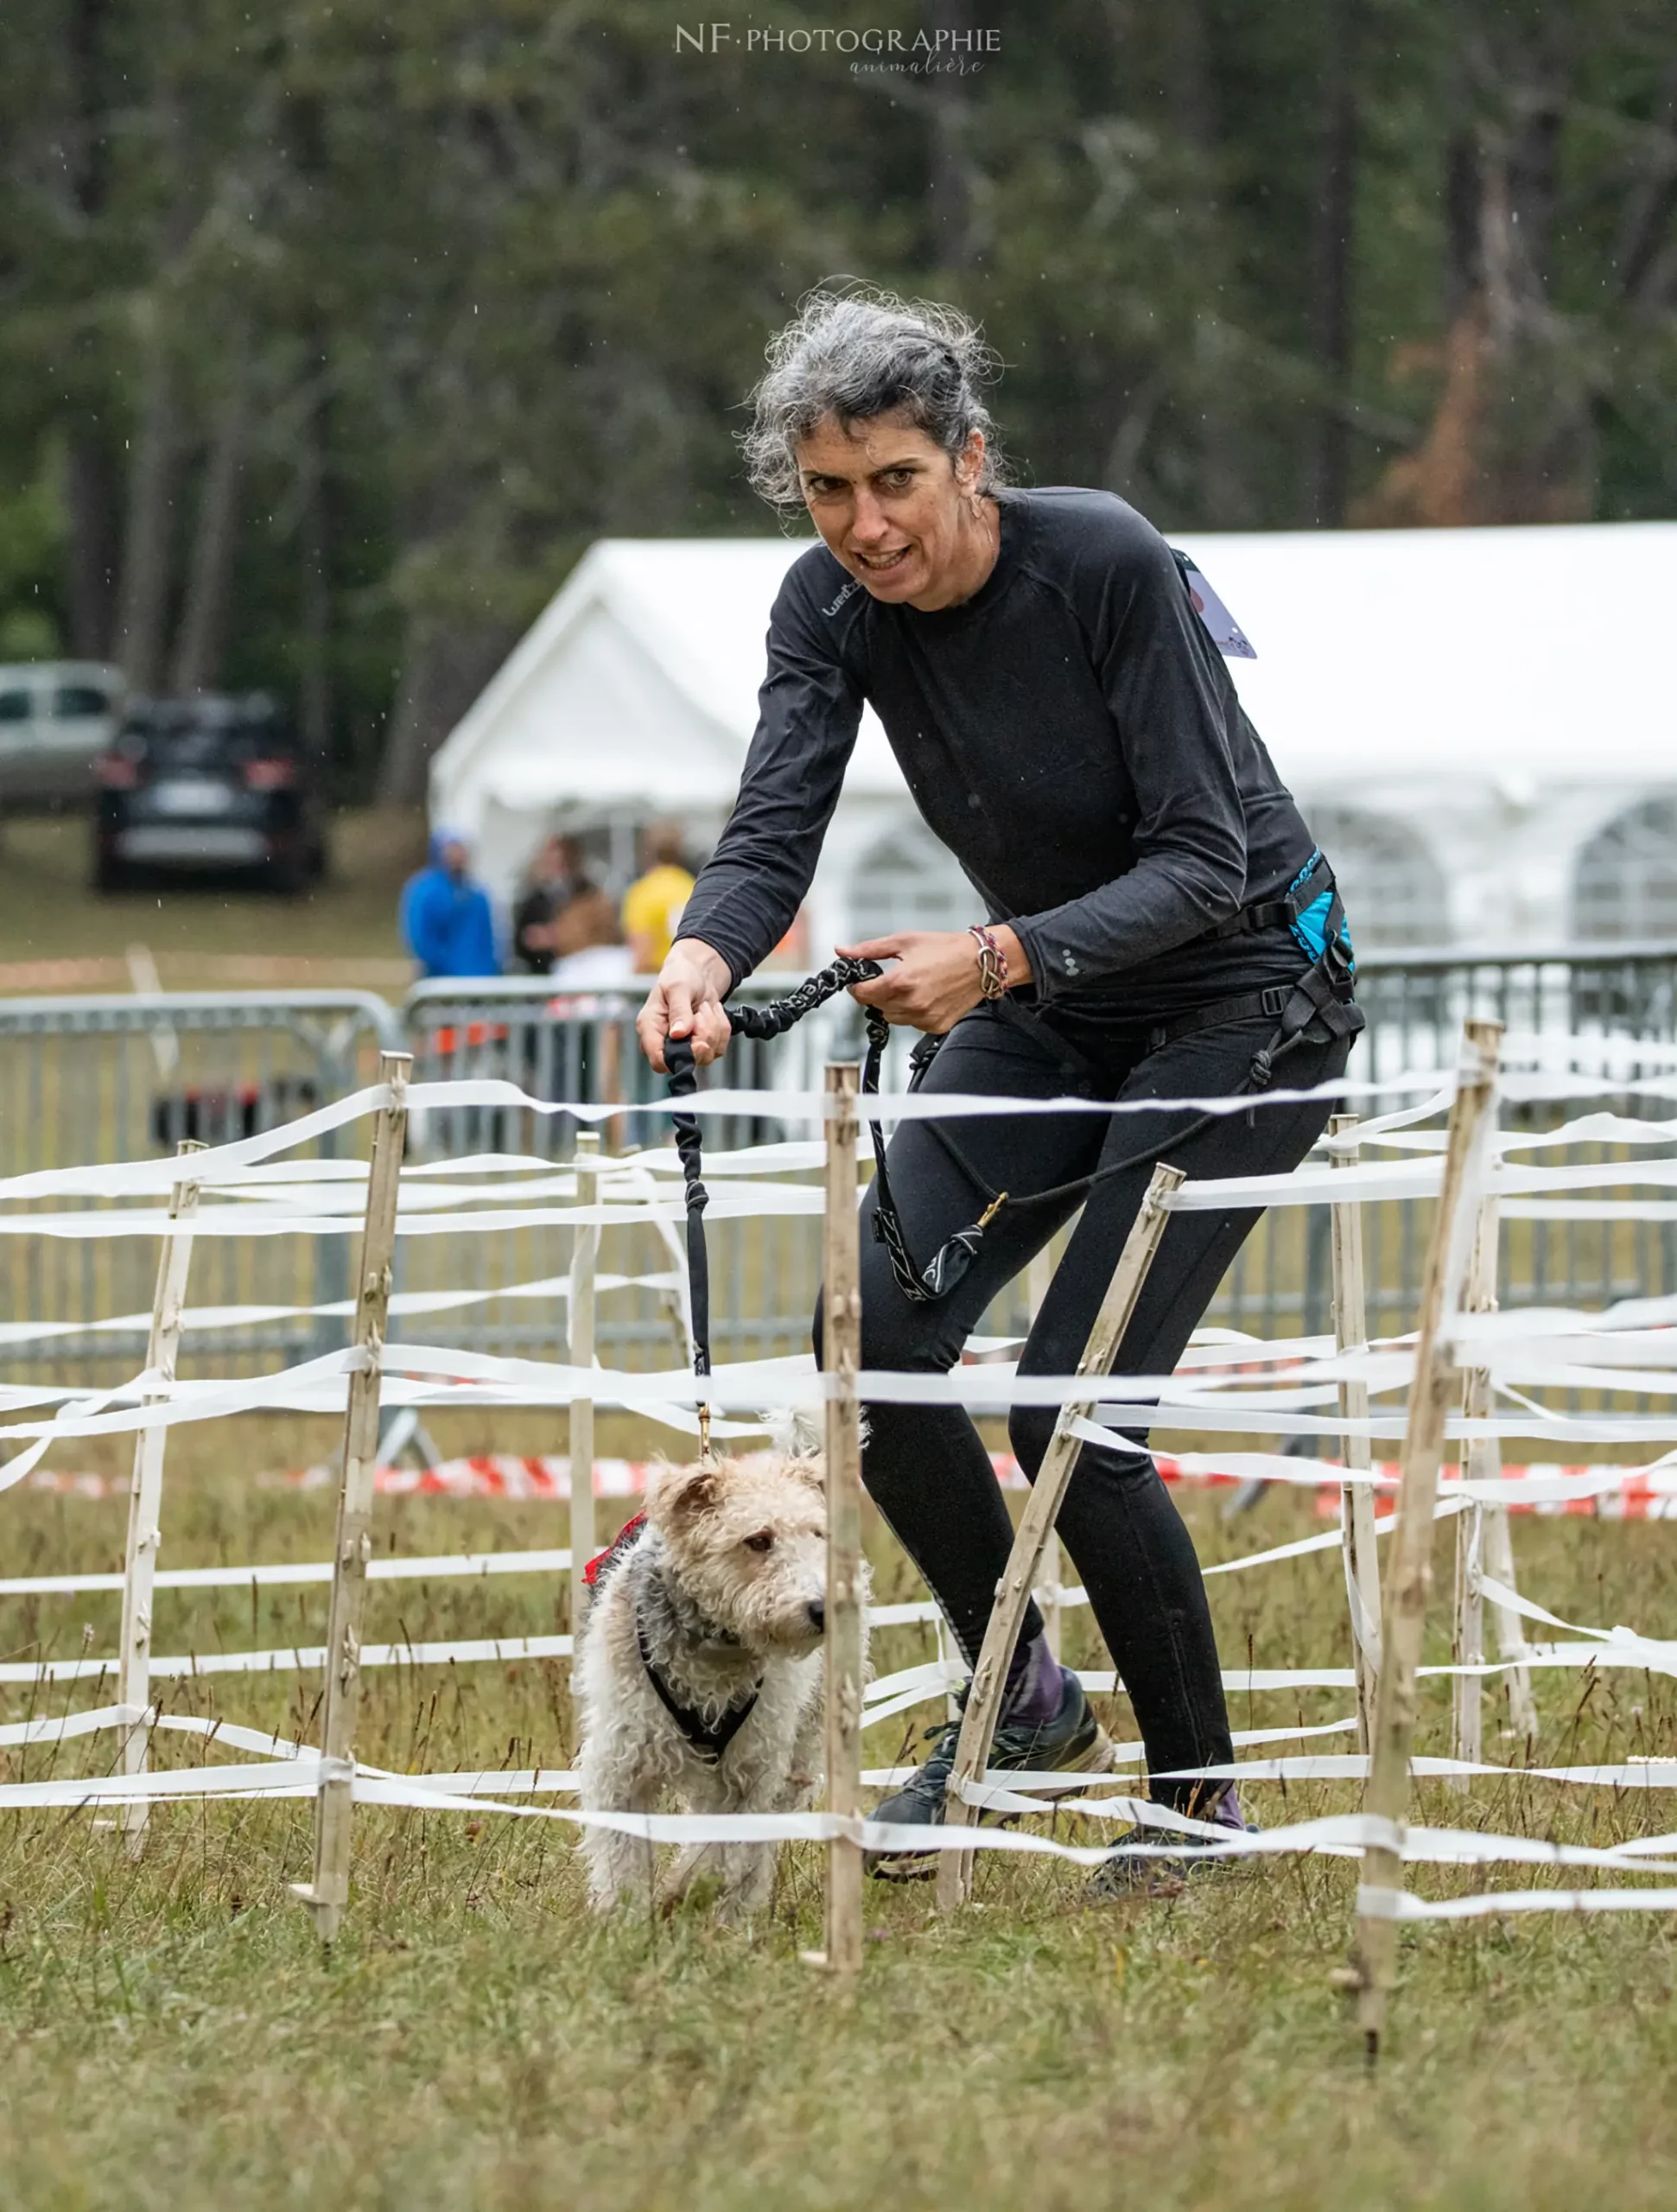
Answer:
[
  {"xmin": 0, "ymin": 809, "xmax": 426, "ymax": 990},
  {"xmin": 3, "ymin": 1409, "xmax": 1674, "ymax": 2211}
]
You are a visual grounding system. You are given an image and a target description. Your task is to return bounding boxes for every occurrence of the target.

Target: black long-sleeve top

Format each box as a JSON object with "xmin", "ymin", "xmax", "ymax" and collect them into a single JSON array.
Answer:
[{"xmin": 678, "ymin": 486, "xmax": 1319, "ymax": 1016}]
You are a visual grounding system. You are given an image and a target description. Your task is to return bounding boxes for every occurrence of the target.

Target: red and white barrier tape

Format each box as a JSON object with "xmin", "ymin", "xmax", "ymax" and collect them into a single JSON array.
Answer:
[{"xmin": 17, "ymin": 1450, "xmax": 1677, "ymax": 1515}]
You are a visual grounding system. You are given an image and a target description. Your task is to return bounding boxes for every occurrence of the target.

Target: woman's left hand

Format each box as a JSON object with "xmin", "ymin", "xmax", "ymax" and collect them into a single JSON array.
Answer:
[{"xmin": 835, "ymin": 927, "xmax": 1031, "ymax": 1033}]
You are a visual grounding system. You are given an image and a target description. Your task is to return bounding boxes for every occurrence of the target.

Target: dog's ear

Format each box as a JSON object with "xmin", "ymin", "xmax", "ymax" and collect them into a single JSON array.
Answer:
[{"xmin": 646, "ymin": 1458, "xmax": 722, "ymax": 1529}]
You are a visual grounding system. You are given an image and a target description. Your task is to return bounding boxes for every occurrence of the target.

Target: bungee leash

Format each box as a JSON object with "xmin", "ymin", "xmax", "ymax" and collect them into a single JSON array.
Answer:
[
  {"xmin": 662, "ymin": 953, "xmax": 1012, "ymax": 1361},
  {"xmin": 700, "ymin": 953, "xmax": 1001, "ymax": 1306},
  {"xmin": 877, "ymin": 861, "xmax": 1363, "ymax": 1292},
  {"xmin": 659, "ymin": 899, "xmax": 1364, "ymax": 1386}
]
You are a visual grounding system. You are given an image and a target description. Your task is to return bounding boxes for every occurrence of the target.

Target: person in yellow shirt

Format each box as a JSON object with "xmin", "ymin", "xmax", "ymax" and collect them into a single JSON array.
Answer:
[{"xmin": 622, "ymin": 824, "xmax": 696, "ymax": 973}]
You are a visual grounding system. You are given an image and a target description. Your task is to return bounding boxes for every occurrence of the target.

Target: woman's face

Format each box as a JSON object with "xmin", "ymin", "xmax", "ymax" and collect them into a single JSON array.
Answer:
[{"xmin": 795, "ymin": 414, "xmax": 987, "ymax": 610}]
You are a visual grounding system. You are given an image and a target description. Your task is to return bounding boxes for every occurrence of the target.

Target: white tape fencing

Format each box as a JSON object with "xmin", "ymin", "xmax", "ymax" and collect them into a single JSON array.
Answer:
[{"xmin": 3, "ymin": 1034, "xmax": 1676, "ymax": 1936}]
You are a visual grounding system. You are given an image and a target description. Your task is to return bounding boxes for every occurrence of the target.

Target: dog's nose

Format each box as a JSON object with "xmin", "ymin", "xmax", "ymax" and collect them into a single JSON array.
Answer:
[{"xmin": 807, "ymin": 1600, "xmax": 826, "ymax": 1631}]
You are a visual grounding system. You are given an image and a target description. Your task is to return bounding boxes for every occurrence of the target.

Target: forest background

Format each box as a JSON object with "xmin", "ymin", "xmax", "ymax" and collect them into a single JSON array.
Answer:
[{"xmin": 1, "ymin": 0, "xmax": 1673, "ymax": 806}]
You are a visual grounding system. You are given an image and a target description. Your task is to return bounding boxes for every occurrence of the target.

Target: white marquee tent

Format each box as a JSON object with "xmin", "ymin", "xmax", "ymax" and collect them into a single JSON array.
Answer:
[{"xmin": 430, "ymin": 519, "xmax": 1677, "ymax": 956}]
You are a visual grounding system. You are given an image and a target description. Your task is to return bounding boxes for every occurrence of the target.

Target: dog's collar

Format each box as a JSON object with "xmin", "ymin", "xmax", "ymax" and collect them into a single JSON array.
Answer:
[{"xmin": 634, "ymin": 1616, "xmax": 761, "ymax": 1765}]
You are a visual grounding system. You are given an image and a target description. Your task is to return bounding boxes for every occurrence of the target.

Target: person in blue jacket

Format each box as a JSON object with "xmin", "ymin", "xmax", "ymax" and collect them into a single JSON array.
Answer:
[{"xmin": 399, "ymin": 829, "xmax": 499, "ymax": 978}]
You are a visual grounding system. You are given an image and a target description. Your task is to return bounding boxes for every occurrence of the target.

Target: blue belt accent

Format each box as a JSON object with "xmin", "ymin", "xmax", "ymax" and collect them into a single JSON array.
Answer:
[{"xmin": 1281, "ymin": 849, "xmax": 1356, "ymax": 977}]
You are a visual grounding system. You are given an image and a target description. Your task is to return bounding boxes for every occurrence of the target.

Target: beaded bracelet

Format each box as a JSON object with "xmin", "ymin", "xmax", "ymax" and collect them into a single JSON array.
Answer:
[{"xmin": 968, "ymin": 923, "xmax": 1009, "ymax": 1001}]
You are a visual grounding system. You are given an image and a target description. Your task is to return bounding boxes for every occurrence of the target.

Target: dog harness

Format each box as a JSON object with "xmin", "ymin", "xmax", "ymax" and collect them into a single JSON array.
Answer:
[
  {"xmin": 633, "ymin": 1620, "xmax": 761, "ymax": 1764},
  {"xmin": 583, "ymin": 1511, "xmax": 646, "ymax": 1589},
  {"xmin": 663, "ymin": 850, "xmax": 1362, "ymax": 1322},
  {"xmin": 582, "ymin": 1513, "xmax": 763, "ymax": 1763}
]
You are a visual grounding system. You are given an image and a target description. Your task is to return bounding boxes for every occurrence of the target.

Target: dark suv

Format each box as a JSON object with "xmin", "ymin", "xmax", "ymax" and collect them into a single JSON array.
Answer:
[{"xmin": 92, "ymin": 696, "xmax": 327, "ymax": 894}]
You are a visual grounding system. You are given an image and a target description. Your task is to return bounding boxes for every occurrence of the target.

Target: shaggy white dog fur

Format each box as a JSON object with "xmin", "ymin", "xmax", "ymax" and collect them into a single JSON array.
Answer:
[{"xmin": 576, "ymin": 1424, "xmax": 869, "ymax": 1921}]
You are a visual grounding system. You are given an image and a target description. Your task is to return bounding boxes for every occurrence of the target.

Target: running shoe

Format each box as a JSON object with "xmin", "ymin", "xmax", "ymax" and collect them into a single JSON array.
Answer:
[
  {"xmin": 1083, "ymin": 1787, "xmax": 1257, "ymax": 1901},
  {"xmin": 866, "ymin": 1668, "xmax": 1112, "ymax": 1882}
]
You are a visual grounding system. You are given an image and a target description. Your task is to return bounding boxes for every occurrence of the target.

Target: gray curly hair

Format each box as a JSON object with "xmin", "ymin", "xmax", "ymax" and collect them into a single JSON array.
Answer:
[{"xmin": 740, "ymin": 285, "xmax": 1005, "ymax": 512}]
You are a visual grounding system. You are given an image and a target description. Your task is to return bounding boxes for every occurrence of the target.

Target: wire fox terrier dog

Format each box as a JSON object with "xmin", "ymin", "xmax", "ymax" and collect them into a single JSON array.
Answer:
[{"xmin": 576, "ymin": 1418, "xmax": 868, "ymax": 1922}]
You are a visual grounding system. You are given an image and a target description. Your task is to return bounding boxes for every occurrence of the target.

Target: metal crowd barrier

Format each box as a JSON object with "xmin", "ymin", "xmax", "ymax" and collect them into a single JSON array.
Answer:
[
  {"xmin": 1337, "ymin": 941, "xmax": 1677, "ymax": 1340},
  {"xmin": 399, "ymin": 973, "xmax": 920, "ymax": 1367},
  {"xmin": 401, "ymin": 971, "xmax": 921, "ymax": 1160},
  {"xmin": 0, "ymin": 991, "xmax": 401, "ymax": 1376},
  {"xmin": 3, "ymin": 944, "xmax": 1674, "ymax": 1383}
]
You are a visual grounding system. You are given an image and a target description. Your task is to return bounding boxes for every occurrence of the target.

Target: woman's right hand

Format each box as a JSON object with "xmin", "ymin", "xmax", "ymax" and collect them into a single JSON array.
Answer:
[{"xmin": 636, "ymin": 938, "xmax": 734, "ymax": 1073}]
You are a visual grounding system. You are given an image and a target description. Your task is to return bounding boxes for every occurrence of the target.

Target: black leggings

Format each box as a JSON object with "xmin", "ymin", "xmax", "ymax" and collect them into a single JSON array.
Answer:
[{"xmin": 816, "ymin": 999, "xmax": 1350, "ymax": 1811}]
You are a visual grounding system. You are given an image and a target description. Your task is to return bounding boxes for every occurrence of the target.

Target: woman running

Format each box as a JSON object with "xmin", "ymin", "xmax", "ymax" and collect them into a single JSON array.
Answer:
[{"xmin": 636, "ymin": 287, "xmax": 1360, "ymax": 1887}]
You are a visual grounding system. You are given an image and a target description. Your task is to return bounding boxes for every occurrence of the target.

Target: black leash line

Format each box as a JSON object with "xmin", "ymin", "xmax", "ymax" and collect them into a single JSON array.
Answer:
[
  {"xmin": 663, "ymin": 1031, "xmax": 720, "ymax": 1461},
  {"xmin": 663, "ymin": 957, "xmax": 887, "ymax": 1449}
]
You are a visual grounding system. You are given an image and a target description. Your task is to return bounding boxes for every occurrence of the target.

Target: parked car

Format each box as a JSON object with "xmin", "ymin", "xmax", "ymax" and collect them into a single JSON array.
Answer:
[
  {"xmin": 0, "ymin": 661, "xmax": 123, "ymax": 807},
  {"xmin": 92, "ymin": 695, "xmax": 327, "ymax": 894}
]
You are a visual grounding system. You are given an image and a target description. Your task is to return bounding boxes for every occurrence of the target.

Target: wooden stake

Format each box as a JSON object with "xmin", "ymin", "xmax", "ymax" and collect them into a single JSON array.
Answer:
[
  {"xmin": 1450, "ymin": 1201, "xmax": 1498, "ymax": 1786},
  {"xmin": 1037, "ymin": 1533, "xmax": 1065, "ymax": 1665},
  {"xmin": 1353, "ymin": 1020, "xmax": 1502, "ymax": 2059},
  {"xmin": 291, "ymin": 1051, "xmax": 410, "ymax": 1943},
  {"xmin": 1329, "ymin": 1115, "xmax": 1382, "ymax": 1751},
  {"xmin": 1025, "ymin": 1243, "xmax": 1063, "ymax": 1661},
  {"xmin": 935, "ymin": 1163, "xmax": 1185, "ymax": 1912},
  {"xmin": 1483, "ymin": 1505, "xmax": 1539, "ymax": 1740},
  {"xmin": 118, "ymin": 1137, "xmax": 206, "ymax": 1855},
  {"xmin": 1444, "ymin": 1201, "xmax": 1538, "ymax": 1743},
  {"xmin": 822, "ymin": 1063, "xmax": 866, "ymax": 1974},
  {"xmin": 569, "ymin": 1129, "xmax": 601, "ymax": 1643}
]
